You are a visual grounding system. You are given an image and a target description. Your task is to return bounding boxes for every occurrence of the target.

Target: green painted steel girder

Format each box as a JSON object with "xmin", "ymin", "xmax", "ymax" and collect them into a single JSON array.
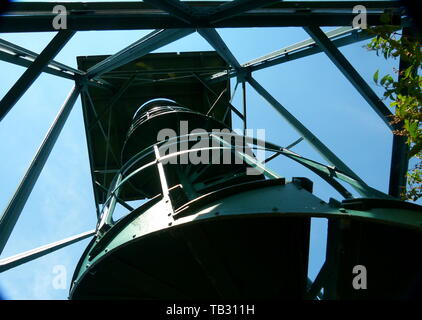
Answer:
[
  {"xmin": 304, "ymin": 26, "xmax": 394, "ymax": 130},
  {"xmin": 87, "ymin": 29, "xmax": 195, "ymax": 79},
  {"xmin": 0, "ymin": 30, "xmax": 75, "ymax": 121},
  {"xmin": 0, "ymin": 85, "xmax": 81, "ymax": 255},
  {"xmin": 0, "ymin": 230, "xmax": 95, "ymax": 273},
  {"xmin": 247, "ymin": 76, "xmax": 363, "ymax": 182},
  {"xmin": 0, "ymin": 1, "xmax": 403, "ymax": 33},
  {"xmin": 0, "ymin": 38, "xmax": 82, "ymax": 80}
]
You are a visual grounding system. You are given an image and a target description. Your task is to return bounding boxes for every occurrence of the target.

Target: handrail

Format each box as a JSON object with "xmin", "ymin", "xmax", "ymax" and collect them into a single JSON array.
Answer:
[
  {"xmin": 98, "ymin": 132, "xmax": 390, "ymax": 227},
  {"xmin": 120, "ymin": 131, "xmax": 387, "ymax": 196}
]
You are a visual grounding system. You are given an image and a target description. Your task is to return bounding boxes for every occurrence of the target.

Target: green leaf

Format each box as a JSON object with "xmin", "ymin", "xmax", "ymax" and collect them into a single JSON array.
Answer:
[
  {"xmin": 373, "ymin": 70, "xmax": 379, "ymax": 84},
  {"xmin": 409, "ymin": 141, "xmax": 422, "ymax": 158},
  {"xmin": 408, "ymin": 121, "xmax": 418, "ymax": 138},
  {"xmin": 380, "ymin": 74, "xmax": 391, "ymax": 86},
  {"xmin": 404, "ymin": 66, "xmax": 413, "ymax": 79}
]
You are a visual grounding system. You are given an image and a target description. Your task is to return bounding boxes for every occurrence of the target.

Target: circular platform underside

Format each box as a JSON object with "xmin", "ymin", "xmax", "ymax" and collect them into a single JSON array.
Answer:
[{"xmin": 70, "ymin": 214, "xmax": 311, "ymax": 300}]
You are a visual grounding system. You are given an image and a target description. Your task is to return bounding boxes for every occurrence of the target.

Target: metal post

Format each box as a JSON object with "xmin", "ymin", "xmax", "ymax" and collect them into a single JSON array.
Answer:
[
  {"xmin": 0, "ymin": 30, "xmax": 75, "ymax": 121},
  {"xmin": 97, "ymin": 173, "xmax": 123, "ymax": 231},
  {"xmin": 242, "ymin": 81, "xmax": 247, "ymax": 136},
  {"xmin": 154, "ymin": 145, "xmax": 171, "ymax": 201},
  {"xmin": 304, "ymin": 26, "xmax": 394, "ymax": 130},
  {"xmin": 389, "ymin": 135, "xmax": 409, "ymax": 197},
  {"xmin": 388, "ymin": 27, "xmax": 413, "ymax": 197},
  {"xmin": 0, "ymin": 230, "xmax": 95, "ymax": 273},
  {"xmin": 247, "ymin": 76, "xmax": 362, "ymax": 181},
  {"xmin": 0, "ymin": 85, "xmax": 81, "ymax": 255}
]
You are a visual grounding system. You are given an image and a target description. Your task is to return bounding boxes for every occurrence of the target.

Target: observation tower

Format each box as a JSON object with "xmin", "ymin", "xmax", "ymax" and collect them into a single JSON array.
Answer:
[{"xmin": 0, "ymin": 1, "xmax": 420, "ymax": 300}]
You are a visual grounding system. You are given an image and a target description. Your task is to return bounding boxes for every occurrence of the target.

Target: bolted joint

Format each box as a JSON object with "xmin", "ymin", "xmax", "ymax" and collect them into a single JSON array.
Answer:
[
  {"xmin": 292, "ymin": 177, "xmax": 314, "ymax": 193},
  {"xmin": 74, "ymin": 73, "xmax": 89, "ymax": 88},
  {"xmin": 236, "ymin": 67, "xmax": 251, "ymax": 83}
]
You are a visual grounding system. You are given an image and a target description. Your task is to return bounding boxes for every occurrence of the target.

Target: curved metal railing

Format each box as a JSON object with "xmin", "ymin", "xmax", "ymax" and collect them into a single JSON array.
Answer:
[{"xmin": 97, "ymin": 131, "xmax": 391, "ymax": 231}]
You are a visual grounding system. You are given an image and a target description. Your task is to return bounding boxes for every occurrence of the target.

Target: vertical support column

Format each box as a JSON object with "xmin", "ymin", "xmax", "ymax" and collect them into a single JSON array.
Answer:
[
  {"xmin": 0, "ymin": 85, "xmax": 81, "ymax": 255},
  {"xmin": 154, "ymin": 145, "xmax": 170, "ymax": 199},
  {"xmin": 97, "ymin": 173, "xmax": 123, "ymax": 232},
  {"xmin": 323, "ymin": 219, "xmax": 342, "ymax": 299},
  {"xmin": 388, "ymin": 27, "xmax": 411, "ymax": 198},
  {"xmin": 242, "ymin": 81, "xmax": 247, "ymax": 136},
  {"xmin": 389, "ymin": 136, "xmax": 409, "ymax": 197}
]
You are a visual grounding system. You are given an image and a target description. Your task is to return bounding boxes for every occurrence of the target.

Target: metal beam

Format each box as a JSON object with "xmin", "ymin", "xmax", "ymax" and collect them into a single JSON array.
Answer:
[
  {"xmin": 389, "ymin": 134, "xmax": 409, "ymax": 197},
  {"xmin": 242, "ymin": 81, "xmax": 247, "ymax": 136},
  {"xmin": 83, "ymin": 88, "xmax": 119, "ymax": 165},
  {"xmin": 87, "ymin": 75, "xmax": 137, "ymax": 132},
  {"xmin": 87, "ymin": 29, "xmax": 194, "ymax": 79},
  {"xmin": 210, "ymin": 27, "xmax": 376, "ymax": 81},
  {"xmin": 0, "ymin": 52, "xmax": 70, "ymax": 81},
  {"xmin": 80, "ymin": 92, "xmax": 101, "ymax": 217},
  {"xmin": 0, "ymin": 38, "xmax": 83, "ymax": 80},
  {"xmin": 192, "ymin": 72, "xmax": 244, "ymax": 120},
  {"xmin": 198, "ymin": 28, "xmax": 242, "ymax": 71},
  {"xmin": 304, "ymin": 26, "xmax": 394, "ymax": 130},
  {"xmin": 0, "ymin": 39, "xmax": 111, "ymax": 90},
  {"xmin": 142, "ymin": 0, "xmax": 248, "ymax": 73},
  {"xmin": 306, "ymin": 262, "xmax": 328, "ymax": 300},
  {"xmin": 5, "ymin": 1, "xmax": 403, "ymax": 12},
  {"xmin": 0, "ymin": 30, "xmax": 75, "ymax": 121},
  {"xmin": 306, "ymin": 278, "xmax": 324, "ymax": 300},
  {"xmin": 144, "ymin": 0, "xmax": 280, "ymax": 25},
  {"xmin": 0, "ymin": 1, "xmax": 402, "ymax": 32},
  {"xmin": 245, "ymin": 27, "xmax": 373, "ymax": 72},
  {"xmin": 142, "ymin": 0, "xmax": 199, "ymax": 25},
  {"xmin": 95, "ymin": 181, "xmax": 134, "ymax": 212},
  {"xmin": 206, "ymin": 88, "xmax": 227, "ymax": 116},
  {"xmin": 286, "ymin": 137, "xmax": 304, "ymax": 150},
  {"xmin": 0, "ymin": 51, "xmax": 68, "ymax": 80},
  {"xmin": 0, "ymin": 230, "xmax": 95, "ymax": 272},
  {"xmin": 247, "ymin": 76, "xmax": 362, "ymax": 181},
  {"xmin": 0, "ymin": 85, "xmax": 81, "ymax": 255},
  {"xmin": 206, "ymin": 0, "xmax": 280, "ymax": 23},
  {"xmin": 264, "ymin": 136, "xmax": 304, "ymax": 163}
]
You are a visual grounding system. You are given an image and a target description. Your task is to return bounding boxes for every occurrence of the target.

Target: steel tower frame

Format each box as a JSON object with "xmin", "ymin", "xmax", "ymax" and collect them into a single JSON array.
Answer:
[{"xmin": 0, "ymin": 1, "xmax": 415, "ymax": 299}]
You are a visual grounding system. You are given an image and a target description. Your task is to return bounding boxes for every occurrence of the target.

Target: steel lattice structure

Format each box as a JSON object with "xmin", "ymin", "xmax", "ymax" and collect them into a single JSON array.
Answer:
[{"xmin": 0, "ymin": 1, "xmax": 421, "ymax": 300}]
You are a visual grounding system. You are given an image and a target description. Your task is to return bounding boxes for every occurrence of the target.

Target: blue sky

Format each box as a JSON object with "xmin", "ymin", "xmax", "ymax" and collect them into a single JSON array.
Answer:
[{"xmin": 0, "ymin": 0, "xmax": 415, "ymax": 299}]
